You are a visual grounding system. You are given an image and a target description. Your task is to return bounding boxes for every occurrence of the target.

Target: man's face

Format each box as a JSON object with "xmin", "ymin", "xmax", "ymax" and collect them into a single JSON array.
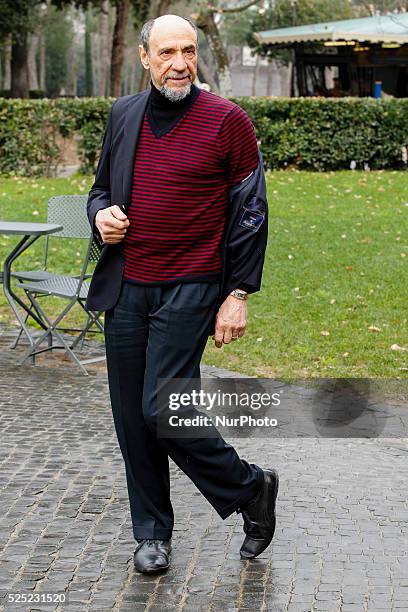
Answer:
[{"xmin": 139, "ymin": 18, "xmax": 198, "ymax": 101}]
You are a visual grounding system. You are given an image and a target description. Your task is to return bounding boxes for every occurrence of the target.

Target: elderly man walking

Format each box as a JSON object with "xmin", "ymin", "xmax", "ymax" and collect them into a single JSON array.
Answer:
[{"xmin": 86, "ymin": 14, "xmax": 278, "ymax": 573}]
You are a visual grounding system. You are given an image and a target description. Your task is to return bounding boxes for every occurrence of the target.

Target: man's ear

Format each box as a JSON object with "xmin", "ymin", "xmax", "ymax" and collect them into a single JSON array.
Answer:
[{"xmin": 139, "ymin": 45, "xmax": 150, "ymax": 70}]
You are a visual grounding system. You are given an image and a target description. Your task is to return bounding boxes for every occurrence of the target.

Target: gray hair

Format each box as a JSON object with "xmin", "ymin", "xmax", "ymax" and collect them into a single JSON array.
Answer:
[{"xmin": 139, "ymin": 16, "xmax": 199, "ymax": 55}]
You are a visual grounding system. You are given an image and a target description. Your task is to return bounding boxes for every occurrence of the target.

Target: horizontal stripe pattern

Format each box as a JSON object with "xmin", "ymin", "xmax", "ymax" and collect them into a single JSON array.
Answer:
[{"xmin": 123, "ymin": 89, "xmax": 259, "ymax": 284}]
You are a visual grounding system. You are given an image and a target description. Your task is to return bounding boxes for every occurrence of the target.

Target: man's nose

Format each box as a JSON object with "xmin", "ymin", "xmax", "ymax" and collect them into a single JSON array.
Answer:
[{"xmin": 172, "ymin": 51, "xmax": 188, "ymax": 71}]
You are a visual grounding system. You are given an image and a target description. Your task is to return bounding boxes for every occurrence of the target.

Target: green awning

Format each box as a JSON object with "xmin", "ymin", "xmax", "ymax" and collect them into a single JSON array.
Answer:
[{"xmin": 254, "ymin": 13, "xmax": 408, "ymax": 45}]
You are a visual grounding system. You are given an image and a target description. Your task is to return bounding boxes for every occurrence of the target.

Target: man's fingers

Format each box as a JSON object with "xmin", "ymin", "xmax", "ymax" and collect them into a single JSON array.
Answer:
[
  {"xmin": 111, "ymin": 205, "xmax": 130, "ymax": 223},
  {"xmin": 214, "ymin": 315, "xmax": 248, "ymax": 347},
  {"xmin": 102, "ymin": 237, "xmax": 122, "ymax": 244},
  {"xmin": 103, "ymin": 226, "xmax": 127, "ymax": 236},
  {"xmin": 223, "ymin": 329, "xmax": 233, "ymax": 344},
  {"xmin": 105, "ymin": 216, "xmax": 129, "ymax": 230},
  {"xmin": 213, "ymin": 320, "xmax": 225, "ymax": 348}
]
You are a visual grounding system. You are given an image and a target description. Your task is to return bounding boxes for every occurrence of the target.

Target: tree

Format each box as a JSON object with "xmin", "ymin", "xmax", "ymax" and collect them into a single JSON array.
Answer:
[
  {"xmin": 0, "ymin": 0, "xmax": 44, "ymax": 97},
  {"xmin": 247, "ymin": 0, "xmax": 353, "ymax": 60},
  {"xmin": 110, "ymin": 0, "xmax": 130, "ymax": 95},
  {"xmin": 191, "ymin": 1, "xmax": 263, "ymax": 98},
  {"xmin": 97, "ymin": 0, "xmax": 110, "ymax": 95},
  {"xmin": 85, "ymin": 8, "xmax": 95, "ymax": 95},
  {"xmin": 52, "ymin": 0, "xmax": 144, "ymax": 96},
  {"xmin": 131, "ymin": 0, "xmax": 173, "ymax": 92},
  {"xmin": 44, "ymin": 5, "xmax": 74, "ymax": 96},
  {"xmin": 352, "ymin": 0, "xmax": 408, "ymax": 14}
]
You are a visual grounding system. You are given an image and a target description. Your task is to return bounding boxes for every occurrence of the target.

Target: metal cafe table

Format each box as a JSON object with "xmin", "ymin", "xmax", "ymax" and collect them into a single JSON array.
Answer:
[{"xmin": 0, "ymin": 221, "xmax": 63, "ymax": 348}]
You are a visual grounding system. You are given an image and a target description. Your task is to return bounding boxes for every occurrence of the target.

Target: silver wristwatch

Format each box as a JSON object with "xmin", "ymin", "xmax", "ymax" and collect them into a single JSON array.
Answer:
[{"xmin": 230, "ymin": 289, "xmax": 248, "ymax": 301}]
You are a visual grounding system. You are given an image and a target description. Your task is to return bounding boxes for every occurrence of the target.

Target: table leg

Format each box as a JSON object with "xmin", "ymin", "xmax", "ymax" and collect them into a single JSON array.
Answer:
[{"xmin": 2, "ymin": 234, "xmax": 44, "ymax": 348}]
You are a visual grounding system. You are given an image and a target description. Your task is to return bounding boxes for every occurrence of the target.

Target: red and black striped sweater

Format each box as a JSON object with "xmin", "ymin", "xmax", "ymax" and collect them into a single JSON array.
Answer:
[{"xmin": 122, "ymin": 83, "xmax": 259, "ymax": 285}]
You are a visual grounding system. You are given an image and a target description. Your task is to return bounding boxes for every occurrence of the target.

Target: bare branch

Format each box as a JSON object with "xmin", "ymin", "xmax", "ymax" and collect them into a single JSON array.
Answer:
[{"xmin": 208, "ymin": 0, "xmax": 262, "ymax": 14}]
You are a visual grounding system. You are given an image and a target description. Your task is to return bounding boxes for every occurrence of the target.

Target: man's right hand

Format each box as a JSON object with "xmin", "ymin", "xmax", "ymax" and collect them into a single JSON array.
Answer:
[{"xmin": 95, "ymin": 205, "xmax": 130, "ymax": 244}]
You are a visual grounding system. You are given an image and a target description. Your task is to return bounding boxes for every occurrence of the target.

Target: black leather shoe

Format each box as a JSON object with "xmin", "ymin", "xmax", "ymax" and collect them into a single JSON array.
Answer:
[
  {"xmin": 239, "ymin": 468, "xmax": 279, "ymax": 559},
  {"xmin": 133, "ymin": 539, "xmax": 171, "ymax": 573}
]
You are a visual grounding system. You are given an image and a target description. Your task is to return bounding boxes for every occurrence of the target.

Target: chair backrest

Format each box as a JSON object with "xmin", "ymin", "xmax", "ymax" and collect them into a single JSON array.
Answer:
[
  {"xmin": 47, "ymin": 195, "xmax": 91, "ymax": 239},
  {"xmin": 46, "ymin": 194, "xmax": 101, "ymax": 277}
]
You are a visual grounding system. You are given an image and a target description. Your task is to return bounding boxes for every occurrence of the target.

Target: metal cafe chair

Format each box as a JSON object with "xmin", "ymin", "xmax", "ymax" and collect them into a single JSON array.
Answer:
[
  {"xmin": 11, "ymin": 195, "xmax": 102, "ymax": 352},
  {"xmin": 15, "ymin": 196, "xmax": 104, "ymax": 375}
]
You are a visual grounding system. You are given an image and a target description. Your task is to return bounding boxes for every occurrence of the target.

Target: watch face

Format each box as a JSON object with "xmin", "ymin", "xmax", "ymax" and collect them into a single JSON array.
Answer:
[{"xmin": 232, "ymin": 290, "xmax": 247, "ymax": 299}]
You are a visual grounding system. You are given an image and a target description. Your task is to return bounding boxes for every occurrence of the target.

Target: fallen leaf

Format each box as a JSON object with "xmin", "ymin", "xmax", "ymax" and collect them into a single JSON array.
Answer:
[
  {"xmin": 391, "ymin": 344, "xmax": 408, "ymax": 351},
  {"xmin": 321, "ymin": 331, "xmax": 330, "ymax": 336},
  {"xmin": 368, "ymin": 325, "xmax": 382, "ymax": 332}
]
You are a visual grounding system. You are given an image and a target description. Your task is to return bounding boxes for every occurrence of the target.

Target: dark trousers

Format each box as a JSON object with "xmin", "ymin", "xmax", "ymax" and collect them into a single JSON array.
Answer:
[{"xmin": 104, "ymin": 280, "xmax": 262, "ymax": 541}]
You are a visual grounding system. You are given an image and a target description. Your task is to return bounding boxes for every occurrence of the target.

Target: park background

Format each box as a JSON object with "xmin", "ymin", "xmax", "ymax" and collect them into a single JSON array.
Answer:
[
  {"xmin": 1, "ymin": 7, "xmax": 408, "ymax": 610},
  {"xmin": 0, "ymin": 0, "xmax": 407, "ymax": 381}
]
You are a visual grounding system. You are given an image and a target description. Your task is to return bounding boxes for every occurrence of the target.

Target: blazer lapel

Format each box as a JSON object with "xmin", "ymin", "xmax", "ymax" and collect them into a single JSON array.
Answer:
[{"xmin": 122, "ymin": 88, "xmax": 151, "ymax": 206}]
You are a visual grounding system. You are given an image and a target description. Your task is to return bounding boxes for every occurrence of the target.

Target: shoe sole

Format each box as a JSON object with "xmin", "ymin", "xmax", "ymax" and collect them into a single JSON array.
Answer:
[
  {"xmin": 134, "ymin": 561, "xmax": 170, "ymax": 574},
  {"xmin": 240, "ymin": 468, "xmax": 279, "ymax": 560}
]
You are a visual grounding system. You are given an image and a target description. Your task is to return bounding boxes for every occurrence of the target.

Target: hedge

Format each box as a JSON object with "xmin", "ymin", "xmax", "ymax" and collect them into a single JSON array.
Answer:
[
  {"xmin": 232, "ymin": 96, "xmax": 408, "ymax": 172},
  {"xmin": 0, "ymin": 97, "xmax": 112, "ymax": 177},
  {"xmin": 1, "ymin": 96, "xmax": 408, "ymax": 176}
]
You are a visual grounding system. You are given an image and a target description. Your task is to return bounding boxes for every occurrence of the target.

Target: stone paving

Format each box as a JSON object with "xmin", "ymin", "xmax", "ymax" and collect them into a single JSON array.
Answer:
[{"xmin": 0, "ymin": 325, "xmax": 407, "ymax": 612}]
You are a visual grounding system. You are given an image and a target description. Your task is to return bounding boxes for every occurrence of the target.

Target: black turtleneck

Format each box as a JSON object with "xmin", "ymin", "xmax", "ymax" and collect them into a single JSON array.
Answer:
[{"xmin": 147, "ymin": 80, "xmax": 201, "ymax": 138}]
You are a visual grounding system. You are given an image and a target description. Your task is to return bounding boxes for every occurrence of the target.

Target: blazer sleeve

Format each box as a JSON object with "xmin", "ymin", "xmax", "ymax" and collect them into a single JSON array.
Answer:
[
  {"xmin": 222, "ymin": 161, "xmax": 268, "ymax": 298},
  {"xmin": 86, "ymin": 102, "xmax": 115, "ymax": 247}
]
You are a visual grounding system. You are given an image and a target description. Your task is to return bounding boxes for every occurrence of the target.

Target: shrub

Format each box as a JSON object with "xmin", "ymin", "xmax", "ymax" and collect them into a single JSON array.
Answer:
[
  {"xmin": 0, "ymin": 97, "xmax": 112, "ymax": 176},
  {"xmin": 233, "ymin": 96, "xmax": 408, "ymax": 171},
  {"xmin": 1, "ymin": 96, "xmax": 408, "ymax": 176}
]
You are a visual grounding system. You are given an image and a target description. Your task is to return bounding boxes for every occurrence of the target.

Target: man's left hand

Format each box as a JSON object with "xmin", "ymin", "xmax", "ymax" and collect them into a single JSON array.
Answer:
[{"xmin": 213, "ymin": 295, "xmax": 247, "ymax": 348}]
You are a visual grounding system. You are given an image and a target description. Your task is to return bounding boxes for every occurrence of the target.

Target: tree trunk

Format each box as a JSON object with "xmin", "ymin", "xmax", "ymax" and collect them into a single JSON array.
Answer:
[
  {"xmin": 138, "ymin": 67, "xmax": 150, "ymax": 92},
  {"xmin": 92, "ymin": 20, "xmax": 100, "ymax": 95},
  {"xmin": 196, "ymin": 9, "xmax": 232, "ymax": 98},
  {"xmin": 197, "ymin": 55, "xmax": 219, "ymax": 93},
  {"xmin": 11, "ymin": 34, "xmax": 29, "ymax": 98},
  {"xmin": 3, "ymin": 35, "xmax": 12, "ymax": 91},
  {"xmin": 28, "ymin": 33, "xmax": 40, "ymax": 91},
  {"xmin": 110, "ymin": 0, "xmax": 130, "ymax": 97},
  {"xmin": 123, "ymin": 50, "xmax": 130, "ymax": 94},
  {"xmin": 158, "ymin": 0, "xmax": 172, "ymax": 13},
  {"xmin": 30, "ymin": 1, "xmax": 49, "ymax": 94},
  {"xmin": 39, "ymin": 34, "xmax": 46, "ymax": 91},
  {"xmin": 85, "ymin": 9, "xmax": 94, "ymax": 96},
  {"xmin": 98, "ymin": 0, "xmax": 109, "ymax": 96},
  {"xmin": 135, "ymin": 0, "xmax": 173, "ymax": 92},
  {"xmin": 129, "ymin": 53, "xmax": 136, "ymax": 94},
  {"xmin": 65, "ymin": 41, "xmax": 76, "ymax": 96}
]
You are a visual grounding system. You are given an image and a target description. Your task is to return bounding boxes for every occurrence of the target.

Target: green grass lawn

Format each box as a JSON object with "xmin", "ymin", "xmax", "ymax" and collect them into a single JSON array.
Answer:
[{"xmin": 0, "ymin": 171, "xmax": 407, "ymax": 379}]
